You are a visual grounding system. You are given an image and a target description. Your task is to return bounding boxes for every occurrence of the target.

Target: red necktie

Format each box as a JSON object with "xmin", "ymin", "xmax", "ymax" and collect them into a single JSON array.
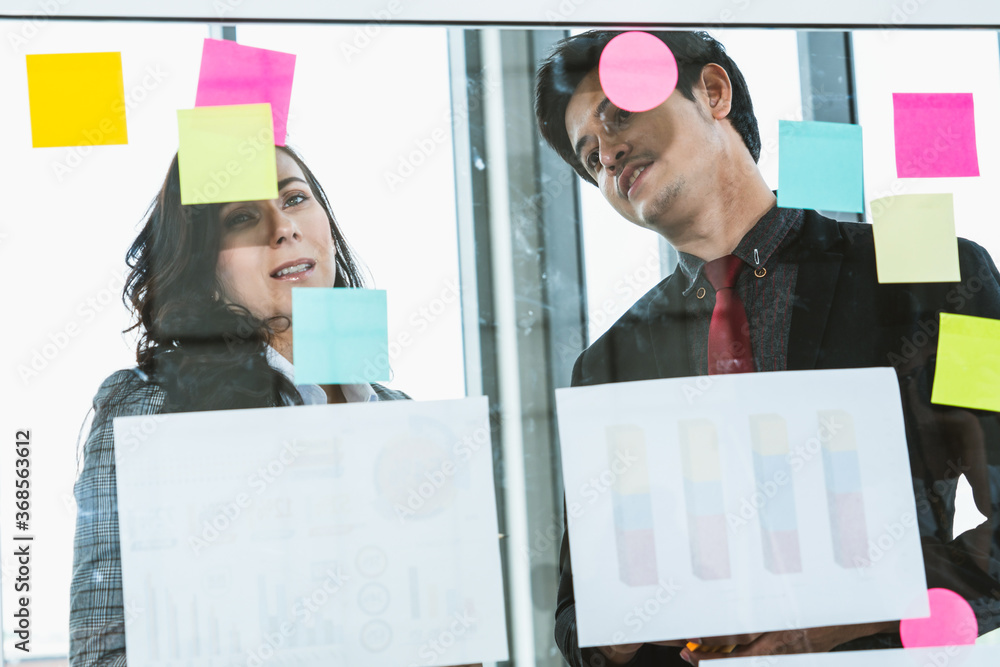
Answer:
[{"xmin": 703, "ymin": 255, "xmax": 755, "ymax": 375}]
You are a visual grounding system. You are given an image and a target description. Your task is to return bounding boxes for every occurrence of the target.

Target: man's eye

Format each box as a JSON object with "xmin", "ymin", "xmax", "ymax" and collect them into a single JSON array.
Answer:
[{"xmin": 617, "ymin": 109, "xmax": 632, "ymax": 123}]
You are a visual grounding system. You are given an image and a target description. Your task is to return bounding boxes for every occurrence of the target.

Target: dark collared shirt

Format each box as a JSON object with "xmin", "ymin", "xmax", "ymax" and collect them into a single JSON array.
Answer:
[{"xmin": 676, "ymin": 206, "xmax": 805, "ymax": 374}]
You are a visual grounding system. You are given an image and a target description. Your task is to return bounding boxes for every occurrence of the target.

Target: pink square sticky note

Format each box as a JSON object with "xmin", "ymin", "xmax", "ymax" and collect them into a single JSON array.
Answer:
[
  {"xmin": 893, "ymin": 93, "xmax": 979, "ymax": 178},
  {"xmin": 195, "ymin": 38, "xmax": 296, "ymax": 146}
]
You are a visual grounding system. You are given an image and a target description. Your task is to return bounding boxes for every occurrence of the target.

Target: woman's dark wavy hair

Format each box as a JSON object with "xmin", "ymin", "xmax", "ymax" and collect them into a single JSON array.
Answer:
[
  {"xmin": 123, "ymin": 145, "xmax": 367, "ymax": 412},
  {"xmin": 535, "ymin": 30, "xmax": 761, "ymax": 186}
]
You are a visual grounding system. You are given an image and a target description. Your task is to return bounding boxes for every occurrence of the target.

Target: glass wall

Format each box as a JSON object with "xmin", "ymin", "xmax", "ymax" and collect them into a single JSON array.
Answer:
[
  {"xmin": 1, "ymin": 18, "xmax": 999, "ymax": 665},
  {"xmin": 0, "ymin": 19, "xmax": 462, "ymax": 661}
]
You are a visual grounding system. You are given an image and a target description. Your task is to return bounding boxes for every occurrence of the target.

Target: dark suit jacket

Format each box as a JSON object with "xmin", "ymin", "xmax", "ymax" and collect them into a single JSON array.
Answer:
[{"xmin": 557, "ymin": 211, "xmax": 1000, "ymax": 666}]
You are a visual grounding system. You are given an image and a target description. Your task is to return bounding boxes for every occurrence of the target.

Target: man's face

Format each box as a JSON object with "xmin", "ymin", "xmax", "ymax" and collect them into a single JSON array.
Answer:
[{"xmin": 564, "ymin": 68, "xmax": 723, "ymax": 234}]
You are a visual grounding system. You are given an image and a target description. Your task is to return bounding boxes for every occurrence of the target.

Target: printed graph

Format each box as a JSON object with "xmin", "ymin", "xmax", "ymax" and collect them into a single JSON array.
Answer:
[
  {"xmin": 749, "ymin": 414, "xmax": 802, "ymax": 574},
  {"xmin": 679, "ymin": 419, "xmax": 731, "ymax": 580},
  {"xmin": 142, "ymin": 573, "xmax": 252, "ymax": 661},
  {"xmin": 115, "ymin": 397, "xmax": 508, "ymax": 667},
  {"xmin": 607, "ymin": 425, "xmax": 658, "ymax": 586},
  {"xmin": 556, "ymin": 368, "xmax": 927, "ymax": 647},
  {"xmin": 820, "ymin": 410, "xmax": 870, "ymax": 567}
]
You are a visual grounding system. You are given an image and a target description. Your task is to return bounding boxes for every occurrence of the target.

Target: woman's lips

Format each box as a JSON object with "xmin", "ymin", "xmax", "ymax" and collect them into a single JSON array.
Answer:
[{"xmin": 271, "ymin": 262, "xmax": 316, "ymax": 281}]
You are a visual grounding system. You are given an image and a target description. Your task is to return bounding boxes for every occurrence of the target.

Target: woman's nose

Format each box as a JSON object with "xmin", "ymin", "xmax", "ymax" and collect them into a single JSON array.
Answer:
[{"xmin": 270, "ymin": 210, "xmax": 301, "ymax": 246}]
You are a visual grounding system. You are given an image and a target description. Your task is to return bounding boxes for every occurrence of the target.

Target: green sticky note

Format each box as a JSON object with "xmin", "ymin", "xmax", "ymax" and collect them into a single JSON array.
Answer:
[
  {"xmin": 871, "ymin": 193, "xmax": 961, "ymax": 283},
  {"xmin": 177, "ymin": 103, "xmax": 278, "ymax": 205},
  {"xmin": 292, "ymin": 288, "xmax": 389, "ymax": 385},
  {"xmin": 777, "ymin": 120, "xmax": 864, "ymax": 213},
  {"xmin": 931, "ymin": 313, "xmax": 1000, "ymax": 412}
]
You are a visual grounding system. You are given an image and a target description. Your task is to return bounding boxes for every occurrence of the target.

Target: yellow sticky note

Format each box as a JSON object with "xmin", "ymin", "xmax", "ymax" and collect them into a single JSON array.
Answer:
[
  {"xmin": 931, "ymin": 313, "xmax": 1000, "ymax": 412},
  {"xmin": 871, "ymin": 193, "xmax": 960, "ymax": 283},
  {"xmin": 177, "ymin": 103, "xmax": 278, "ymax": 205},
  {"xmin": 26, "ymin": 52, "xmax": 128, "ymax": 148}
]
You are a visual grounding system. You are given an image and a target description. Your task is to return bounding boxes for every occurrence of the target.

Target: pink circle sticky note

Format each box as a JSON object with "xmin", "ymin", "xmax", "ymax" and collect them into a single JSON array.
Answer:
[
  {"xmin": 598, "ymin": 31, "xmax": 678, "ymax": 113},
  {"xmin": 900, "ymin": 588, "xmax": 977, "ymax": 648}
]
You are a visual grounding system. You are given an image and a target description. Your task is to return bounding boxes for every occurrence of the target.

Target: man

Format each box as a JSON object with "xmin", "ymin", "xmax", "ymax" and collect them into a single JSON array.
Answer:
[{"xmin": 534, "ymin": 30, "xmax": 1000, "ymax": 666}]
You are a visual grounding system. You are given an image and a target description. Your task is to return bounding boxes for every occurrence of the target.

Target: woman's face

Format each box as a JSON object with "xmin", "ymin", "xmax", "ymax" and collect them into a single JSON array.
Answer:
[{"xmin": 215, "ymin": 150, "xmax": 338, "ymax": 323}]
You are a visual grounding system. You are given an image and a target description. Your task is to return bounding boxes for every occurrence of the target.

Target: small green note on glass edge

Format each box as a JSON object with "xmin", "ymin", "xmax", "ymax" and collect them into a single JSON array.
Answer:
[{"xmin": 931, "ymin": 313, "xmax": 1000, "ymax": 412}]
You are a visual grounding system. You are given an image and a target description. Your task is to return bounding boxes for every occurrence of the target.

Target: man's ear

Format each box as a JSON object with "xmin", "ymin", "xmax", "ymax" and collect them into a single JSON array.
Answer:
[{"xmin": 699, "ymin": 63, "xmax": 733, "ymax": 120}]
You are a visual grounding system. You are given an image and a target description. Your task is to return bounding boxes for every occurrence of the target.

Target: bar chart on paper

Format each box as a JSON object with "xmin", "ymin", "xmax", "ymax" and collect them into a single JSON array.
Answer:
[
  {"xmin": 138, "ymin": 569, "xmax": 352, "ymax": 661},
  {"xmin": 114, "ymin": 398, "xmax": 509, "ymax": 667},
  {"xmin": 607, "ymin": 425, "xmax": 659, "ymax": 586},
  {"xmin": 555, "ymin": 368, "xmax": 928, "ymax": 647},
  {"xmin": 820, "ymin": 410, "xmax": 870, "ymax": 568},
  {"xmin": 749, "ymin": 414, "xmax": 802, "ymax": 575},
  {"xmin": 679, "ymin": 419, "xmax": 731, "ymax": 580},
  {"xmin": 603, "ymin": 413, "xmax": 858, "ymax": 588}
]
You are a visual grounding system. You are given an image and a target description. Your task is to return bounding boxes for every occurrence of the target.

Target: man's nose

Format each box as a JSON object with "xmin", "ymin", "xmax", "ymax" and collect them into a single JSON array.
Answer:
[{"xmin": 601, "ymin": 145, "xmax": 628, "ymax": 173}]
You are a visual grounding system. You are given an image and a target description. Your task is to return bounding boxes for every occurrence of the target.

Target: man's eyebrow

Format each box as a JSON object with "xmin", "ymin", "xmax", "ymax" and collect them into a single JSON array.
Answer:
[
  {"xmin": 574, "ymin": 134, "xmax": 592, "ymax": 166},
  {"xmin": 573, "ymin": 96, "xmax": 614, "ymax": 166},
  {"xmin": 594, "ymin": 96, "xmax": 612, "ymax": 120},
  {"xmin": 278, "ymin": 176, "xmax": 308, "ymax": 190}
]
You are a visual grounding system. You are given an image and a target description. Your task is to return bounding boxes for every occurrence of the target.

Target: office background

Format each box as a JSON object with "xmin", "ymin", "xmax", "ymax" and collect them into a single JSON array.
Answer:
[{"xmin": 1, "ymin": 4, "xmax": 999, "ymax": 664}]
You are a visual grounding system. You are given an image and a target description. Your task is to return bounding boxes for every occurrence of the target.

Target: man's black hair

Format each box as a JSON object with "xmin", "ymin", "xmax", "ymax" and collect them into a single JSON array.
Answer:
[{"xmin": 535, "ymin": 30, "xmax": 761, "ymax": 186}]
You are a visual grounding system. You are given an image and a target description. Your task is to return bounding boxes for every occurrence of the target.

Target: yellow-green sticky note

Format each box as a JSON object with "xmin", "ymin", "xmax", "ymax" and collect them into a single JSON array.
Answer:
[
  {"xmin": 26, "ymin": 52, "xmax": 128, "ymax": 148},
  {"xmin": 177, "ymin": 103, "xmax": 278, "ymax": 205},
  {"xmin": 931, "ymin": 313, "xmax": 1000, "ymax": 412},
  {"xmin": 871, "ymin": 193, "xmax": 960, "ymax": 283}
]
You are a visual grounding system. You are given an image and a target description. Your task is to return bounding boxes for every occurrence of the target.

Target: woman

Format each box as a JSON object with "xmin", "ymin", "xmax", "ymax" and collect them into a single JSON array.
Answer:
[{"xmin": 69, "ymin": 145, "xmax": 408, "ymax": 666}]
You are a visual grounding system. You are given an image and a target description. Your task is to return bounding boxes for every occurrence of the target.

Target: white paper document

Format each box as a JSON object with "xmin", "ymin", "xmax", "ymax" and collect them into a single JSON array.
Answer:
[
  {"xmin": 725, "ymin": 646, "xmax": 1000, "ymax": 667},
  {"xmin": 114, "ymin": 397, "xmax": 508, "ymax": 667},
  {"xmin": 555, "ymin": 368, "xmax": 928, "ymax": 647}
]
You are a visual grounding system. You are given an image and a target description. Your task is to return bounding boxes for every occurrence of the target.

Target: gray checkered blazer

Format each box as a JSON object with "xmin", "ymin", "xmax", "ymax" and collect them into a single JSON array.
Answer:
[{"xmin": 69, "ymin": 368, "xmax": 408, "ymax": 667}]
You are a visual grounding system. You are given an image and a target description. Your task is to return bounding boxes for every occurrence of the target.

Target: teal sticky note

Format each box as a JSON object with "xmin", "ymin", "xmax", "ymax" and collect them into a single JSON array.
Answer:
[
  {"xmin": 292, "ymin": 288, "xmax": 389, "ymax": 384},
  {"xmin": 777, "ymin": 120, "xmax": 864, "ymax": 213}
]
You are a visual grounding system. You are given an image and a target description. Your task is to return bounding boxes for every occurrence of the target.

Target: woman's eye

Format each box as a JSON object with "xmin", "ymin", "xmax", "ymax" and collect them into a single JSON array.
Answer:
[
  {"xmin": 617, "ymin": 108, "xmax": 632, "ymax": 123},
  {"xmin": 225, "ymin": 212, "xmax": 252, "ymax": 228},
  {"xmin": 586, "ymin": 151, "xmax": 600, "ymax": 170},
  {"xmin": 285, "ymin": 193, "xmax": 309, "ymax": 207}
]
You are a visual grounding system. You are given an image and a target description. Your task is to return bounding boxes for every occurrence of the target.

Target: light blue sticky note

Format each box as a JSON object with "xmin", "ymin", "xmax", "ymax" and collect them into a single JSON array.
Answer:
[
  {"xmin": 292, "ymin": 288, "xmax": 389, "ymax": 384},
  {"xmin": 777, "ymin": 120, "xmax": 864, "ymax": 213}
]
